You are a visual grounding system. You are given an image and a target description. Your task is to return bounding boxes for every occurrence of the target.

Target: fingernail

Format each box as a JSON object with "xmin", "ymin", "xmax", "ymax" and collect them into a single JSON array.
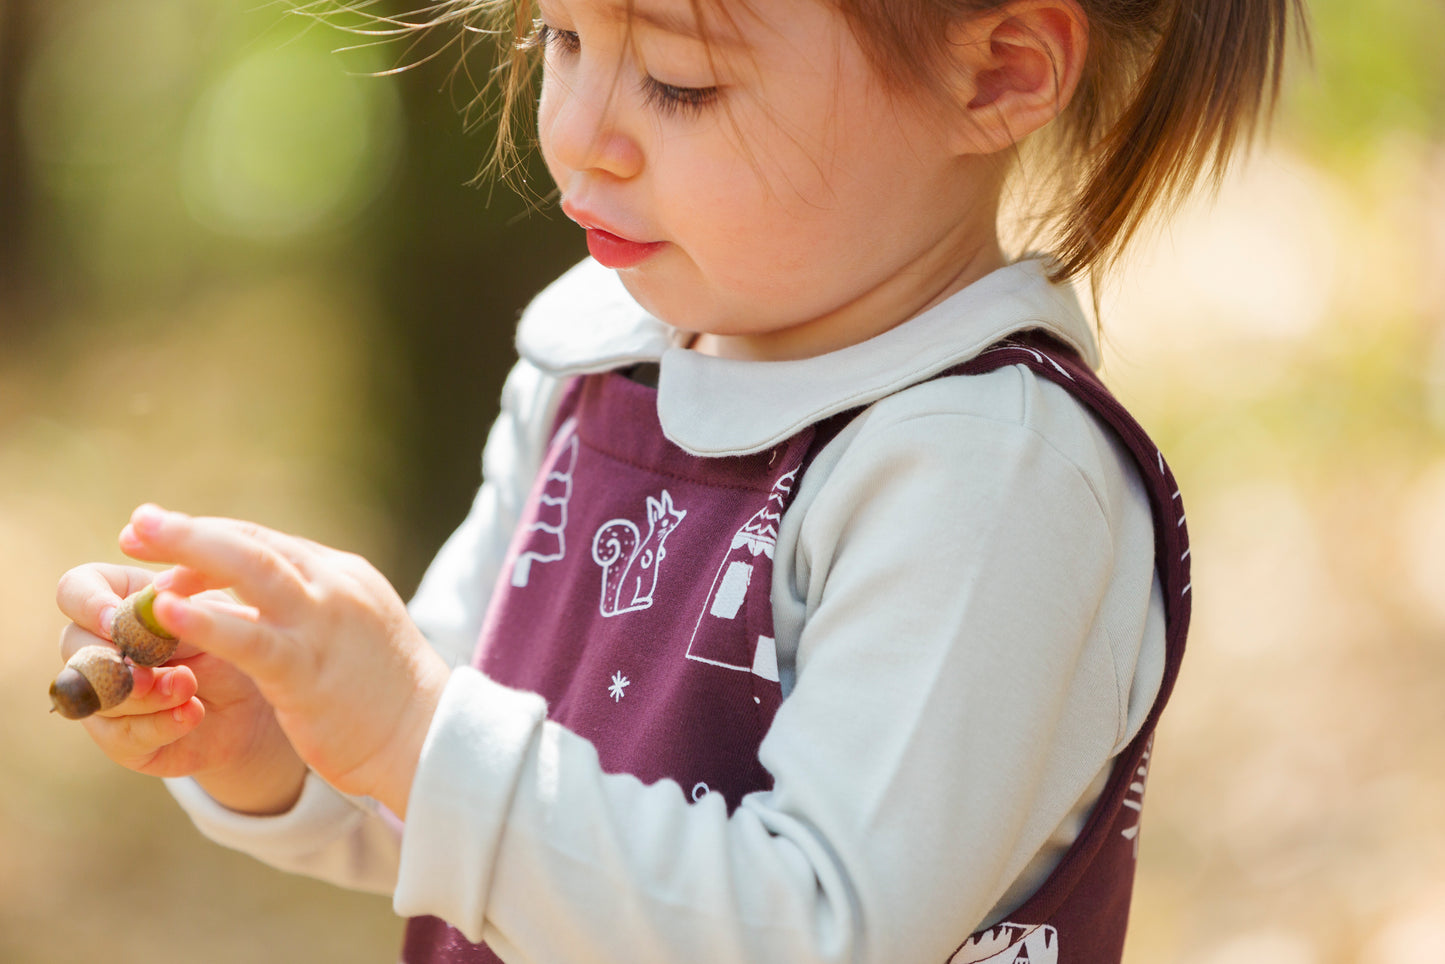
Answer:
[
  {"xmin": 132, "ymin": 504, "xmax": 166, "ymax": 536},
  {"xmin": 160, "ymin": 671, "xmax": 174, "ymax": 698},
  {"xmin": 155, "ymin": 592, "xmax": 188, "ymax": 633},
  {"xmin": 98, "ymin": 606, "xmax": 117, "ymax": 637},
  {"xmin": 152, "ymin": 569, "xmax": 174, "ymax": 591}
]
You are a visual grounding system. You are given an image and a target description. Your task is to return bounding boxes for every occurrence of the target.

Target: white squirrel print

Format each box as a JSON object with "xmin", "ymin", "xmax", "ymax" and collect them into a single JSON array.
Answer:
[{"xmin": 591, "ymin": 490, "xmax": 687, "ymax": 617}]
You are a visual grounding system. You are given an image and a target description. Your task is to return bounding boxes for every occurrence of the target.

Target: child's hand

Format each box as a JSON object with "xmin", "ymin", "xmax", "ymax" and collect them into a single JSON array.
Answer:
[
  {"xmin": 117, "ymin": 504, "xmax": 450, "ymax": 820},
  {"xmin": 55, "ymin": 562, "xmax": 307, "ymax": 815}
]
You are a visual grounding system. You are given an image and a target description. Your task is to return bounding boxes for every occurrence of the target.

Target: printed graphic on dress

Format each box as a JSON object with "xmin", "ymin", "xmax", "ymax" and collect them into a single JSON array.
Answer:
[
  {"xmin": 607, "ymin": 670, "xmax": 630, "ymax": 702},
  {"xmin": 592, "ymin": 489, "xmax": 687, "ymax": 617},
  {"xmin": 977, "ymin": 342, "xmax": 1076, "ymax": 382},
  {"xmin": 511, "ymin": 420, "xmax": 579, "ymax": 588},
  {"xmin": 1121, "ymin": 734, "xmax": 1153, "ymax": 857},
  {"xmin": 684, "ymin": 466, "xmax": 797, "ymax": 681},
  {"xmin": 948, "ymin": 923, "xmax": 1059, "ymax": 964}
]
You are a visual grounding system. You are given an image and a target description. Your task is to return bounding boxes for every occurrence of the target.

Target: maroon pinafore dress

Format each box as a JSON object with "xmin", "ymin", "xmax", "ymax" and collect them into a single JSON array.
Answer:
[{"xmin": 403, "ymin": 334, "xmax": 1191, "ymax": 964}]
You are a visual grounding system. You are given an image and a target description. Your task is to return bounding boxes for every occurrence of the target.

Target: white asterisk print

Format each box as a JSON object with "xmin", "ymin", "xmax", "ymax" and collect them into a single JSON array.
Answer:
[{"xmin": 608, "ymin": 671, "xmax": 631, "ymax": 702}]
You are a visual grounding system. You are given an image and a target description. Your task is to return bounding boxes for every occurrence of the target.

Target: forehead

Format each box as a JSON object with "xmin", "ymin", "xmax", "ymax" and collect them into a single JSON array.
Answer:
[{"xmin": 582, "ymin": 0, "xmax": 755, "ymax": 46}]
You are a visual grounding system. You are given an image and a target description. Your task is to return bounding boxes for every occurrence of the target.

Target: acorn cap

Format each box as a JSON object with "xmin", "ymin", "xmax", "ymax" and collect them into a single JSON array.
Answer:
[
  {"xmin": 112, "ymin": 585, "xmax": 178, "ymax": 667},
  {"xmin": 50, "ymin": 645, "xmax": 134, "ymax": 720}
]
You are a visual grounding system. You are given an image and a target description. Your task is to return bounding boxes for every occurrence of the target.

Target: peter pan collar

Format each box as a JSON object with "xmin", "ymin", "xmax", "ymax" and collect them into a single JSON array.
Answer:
[{"xmin": 515, "ymin": 257, "xmax": 1100, "ymax": 457}]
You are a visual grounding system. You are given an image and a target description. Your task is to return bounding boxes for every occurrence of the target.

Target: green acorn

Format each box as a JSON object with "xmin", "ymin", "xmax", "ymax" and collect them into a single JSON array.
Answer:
[
  {"xmin": 111, "ymin": 585, "xmax": 178, "ymax": 667},
  {"xmin": 49, "ymin": 645, "xmax": 134, "ymax": 720}
]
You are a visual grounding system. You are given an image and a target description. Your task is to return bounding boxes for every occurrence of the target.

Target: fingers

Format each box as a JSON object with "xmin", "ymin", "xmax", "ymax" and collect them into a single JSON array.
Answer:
[
  {"xmin": 145, "ymin": 581, "xmax": 263, "ymax": 657},
  {"xmin": 58, "ymin": 620, "xmax": 111, "ymax": 663},
  {"xmin": 54, "ymin": 627, "xmax": 198, "ymax": 710},
  {"xmin": 153, "ymin": 566, "xmax": 225, "ymax": 598},
  {"xmin": 70, "ymin": 661, "xmax": 202, "ymax": 765},
  {"xmin": 98, "ymin": 662, "xmax": 199, "ymax": 719},
  {"xmin": 151, "ymin": 590, "xmax": 288, "ymax": 683},
  {"xmin": 56, "ymin": 562, "xmax": 162, "ymax": 638},
  {"xmin": 84, "ymin": 697, "xmax": 206, "ymax": 771},
  {"xmin": 119, "ymin": 505, "xmax": 309, "ymax": 618}
]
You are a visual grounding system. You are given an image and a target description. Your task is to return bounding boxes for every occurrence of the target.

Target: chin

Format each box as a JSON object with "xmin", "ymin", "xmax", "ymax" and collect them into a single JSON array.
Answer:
[
  {"xmin": 617, "ymin": 276, "xmax": 711, "ymax": 333},
  {"xmin": 615, "ymin": 271, "xmax": 794, "ymax": 343}
]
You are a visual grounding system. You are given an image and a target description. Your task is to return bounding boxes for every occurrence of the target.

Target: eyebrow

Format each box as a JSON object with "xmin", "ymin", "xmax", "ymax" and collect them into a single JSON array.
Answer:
[{"xmin": 605, "ymin": 0, "xmax": 745, "ymax": 47}]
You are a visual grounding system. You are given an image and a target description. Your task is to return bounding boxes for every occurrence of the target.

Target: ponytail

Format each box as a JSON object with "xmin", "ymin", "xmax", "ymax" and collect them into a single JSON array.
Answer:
[
  {"xmin": 1051, "ymin": 0, "xmax": 1310, "ymax": 281},
  {"xmin": 830, "ymin": 0, "xmax": 1309, "ymax": 283}
]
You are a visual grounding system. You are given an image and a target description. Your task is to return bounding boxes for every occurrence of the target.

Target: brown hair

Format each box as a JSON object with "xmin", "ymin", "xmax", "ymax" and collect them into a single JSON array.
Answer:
[
  {"xmin": 829, "ymin": 0, "xmax": 1308, "ymax": 281},
  {"xmin": 319, "ymin": 0, "xmax": 1308, "ymax": 283}
]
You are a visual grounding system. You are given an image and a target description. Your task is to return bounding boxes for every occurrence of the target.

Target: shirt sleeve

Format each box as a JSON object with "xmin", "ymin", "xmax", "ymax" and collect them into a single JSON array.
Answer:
[
  {"xmin": 164, "ymin": 359, "xmax": 566, "ymax": 892},
  {"xmin": 394, "ymin": 366, "xmax": 1163, "ymax": 964}
]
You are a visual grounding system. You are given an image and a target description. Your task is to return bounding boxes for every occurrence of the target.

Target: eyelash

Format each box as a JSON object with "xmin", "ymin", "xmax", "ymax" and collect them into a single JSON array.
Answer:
[
  {"xmin": 639, "ymin": 78, "xmax": 719, "ymax": 117},
  {"xmin": 532, "ymin": 21, "xmax": 721, "ymax": 118}
]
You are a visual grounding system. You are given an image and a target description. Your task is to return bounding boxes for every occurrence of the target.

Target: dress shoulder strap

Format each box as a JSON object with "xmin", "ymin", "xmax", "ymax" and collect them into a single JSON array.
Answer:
[
  {"xmin": 952, "ymin": 332, "xmax": 1191, "ymax": 713},
  {"xmin": 945, "ymin": 332, "xmax": 1192, "ymax": 938}
]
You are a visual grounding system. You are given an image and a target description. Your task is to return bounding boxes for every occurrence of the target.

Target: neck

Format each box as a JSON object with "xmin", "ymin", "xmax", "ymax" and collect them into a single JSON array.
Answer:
[{"xmin": 690, "ymin": 235, "xmax": 1007, "ymax": 362}]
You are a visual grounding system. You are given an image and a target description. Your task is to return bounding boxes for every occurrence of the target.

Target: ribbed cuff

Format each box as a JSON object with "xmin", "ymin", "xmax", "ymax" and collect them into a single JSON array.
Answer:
[
  {"xmin": 392, "ymin": 666, "xmax": 548, "ymax": 941},
  {"xmin": 165, "ymin": 770, "xmax": 368, "ymax": 851}
]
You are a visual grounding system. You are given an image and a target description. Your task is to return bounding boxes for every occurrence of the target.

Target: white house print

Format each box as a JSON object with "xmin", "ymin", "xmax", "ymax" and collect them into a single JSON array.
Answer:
[
  {"xmin": 684, "ymin": 466, "xmax": 798, "ymax": 681},
  {"xmin": 949, "ymin": 923, "xmax": 1059, "ymax": 964},
  {"xmin": 592, "ymin": 489, "xmax": 687, "ymax": 617},
  {"xmin": 511, "ymin": 420, "xmax": 578, "ymax": 588}
]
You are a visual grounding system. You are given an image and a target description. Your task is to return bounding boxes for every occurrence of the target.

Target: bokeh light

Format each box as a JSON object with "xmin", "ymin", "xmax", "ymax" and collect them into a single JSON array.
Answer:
[
  {"xmin": 180, "ymin": 32, "xmax": 401, "ymax": 240},
  {"xmin": 2, "ymin": 0, "xmax": 1441, "ymax": 961}
]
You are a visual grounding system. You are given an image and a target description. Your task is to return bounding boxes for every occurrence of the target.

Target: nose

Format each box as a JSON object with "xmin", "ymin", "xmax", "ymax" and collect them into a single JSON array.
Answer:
[{"xmin": 539, "ymin": 70, "xmax": 644, "ymax": 181}]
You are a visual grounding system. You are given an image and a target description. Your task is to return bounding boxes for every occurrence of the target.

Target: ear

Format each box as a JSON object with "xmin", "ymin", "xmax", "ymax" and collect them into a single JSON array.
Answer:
[{"xmin": 945, "ymin": 0, "xmax": 1089, "ymax": 155}]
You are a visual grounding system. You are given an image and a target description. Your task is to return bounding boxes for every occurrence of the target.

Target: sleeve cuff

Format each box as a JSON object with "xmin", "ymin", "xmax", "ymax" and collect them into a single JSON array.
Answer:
[
  {"xmin": 165, "ymin": 770, "xmax": 367, "ymax": 848},
  {"xmin": 393, "ymin": 666, "xmax": 548, "ymax": 940}
]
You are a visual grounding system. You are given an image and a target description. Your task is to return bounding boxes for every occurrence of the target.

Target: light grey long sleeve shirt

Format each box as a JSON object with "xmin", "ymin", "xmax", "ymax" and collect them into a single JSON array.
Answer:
[{"xmin": 168, "ymin": 257, "xmax": 1167, "ymax": 964}]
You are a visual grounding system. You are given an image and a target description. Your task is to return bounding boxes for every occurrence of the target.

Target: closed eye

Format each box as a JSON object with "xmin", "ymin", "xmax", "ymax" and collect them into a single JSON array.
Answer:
[
  {"xmin": 531, "ymin": 21, "xmax": 581, "ymax": 56},
  {"xmin": 640, "ymin": 76, "xmax": 720, "ymax": 117},
  {"xmin": 531, "ymin": 19, "xmax": 720, "ymax": 119}
]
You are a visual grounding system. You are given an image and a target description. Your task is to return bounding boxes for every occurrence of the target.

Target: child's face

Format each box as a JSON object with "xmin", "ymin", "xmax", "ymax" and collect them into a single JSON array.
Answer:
[{"xmin": 538, "ymin": 0, "xmax": 1003, "ymax": 360}]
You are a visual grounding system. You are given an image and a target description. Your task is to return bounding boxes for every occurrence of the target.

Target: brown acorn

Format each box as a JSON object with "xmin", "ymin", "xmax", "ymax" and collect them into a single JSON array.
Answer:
[
  {"xmin": 50, "ymin": 645, "xmax": 134, "ymax": 720},
  {"xmin": 111, "ymin": 585, "xmax": 178, "ymax": 667}
]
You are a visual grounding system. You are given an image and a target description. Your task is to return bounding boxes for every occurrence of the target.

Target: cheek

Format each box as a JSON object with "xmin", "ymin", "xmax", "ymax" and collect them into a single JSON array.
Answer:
[
  {"xmin": 535, "ymin": 89, "xmax": 563, "ymax": 181},
  {"xmin": 535, "ymin": 70, "xmax": 585, "ymax": 189},
  {"xmin": 671, "ymin": 172, "xmax": 814, "ymax": 283},
  {"xmin": 661, "ymin": 125, "xmax": 839, "ymax": 257},
  {"xmin": 686, "ymin": 86, "xmax": 903, "ymax": 249}
]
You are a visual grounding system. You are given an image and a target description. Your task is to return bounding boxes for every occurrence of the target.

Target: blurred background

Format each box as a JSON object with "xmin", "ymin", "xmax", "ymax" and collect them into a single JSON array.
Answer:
[{"xmin": 0, "ymin": 1, "xmax": 1439, "ymax": 961}]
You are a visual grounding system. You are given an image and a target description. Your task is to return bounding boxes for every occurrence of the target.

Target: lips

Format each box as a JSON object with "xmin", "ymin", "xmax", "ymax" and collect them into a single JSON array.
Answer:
[
  {"xmin": 562, "ymin": 201, "xmax": 665, "ymax": 270},
  {"xmin": 584, "ymin": 228, "xmax": 666, "ymax": 269}
]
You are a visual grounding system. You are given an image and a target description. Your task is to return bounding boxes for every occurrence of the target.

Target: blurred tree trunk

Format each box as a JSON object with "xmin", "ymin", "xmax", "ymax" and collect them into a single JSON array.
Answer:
[
  {"xmin": 362, "ymin": 46, "xmax": 585, "ymax": 594},
  {"xmin": 0, "ymin": 0, "xmax": 38, "ymax": 331}
]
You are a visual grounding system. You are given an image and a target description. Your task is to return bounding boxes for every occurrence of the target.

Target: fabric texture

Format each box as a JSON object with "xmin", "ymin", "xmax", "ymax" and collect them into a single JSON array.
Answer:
[
  {"xmin": 404, "ymin": 366, "xmax": 824, "ymax": 961},
  {"xmin": 166, "ymin": 257, "xmax": 1173, "ymax": 964}
]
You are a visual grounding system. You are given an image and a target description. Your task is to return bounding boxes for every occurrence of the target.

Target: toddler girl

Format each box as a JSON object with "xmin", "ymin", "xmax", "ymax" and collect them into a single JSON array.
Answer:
[{"xmin": 55, "ymin": 0, "xmax": 1304, "ymax": 961}]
